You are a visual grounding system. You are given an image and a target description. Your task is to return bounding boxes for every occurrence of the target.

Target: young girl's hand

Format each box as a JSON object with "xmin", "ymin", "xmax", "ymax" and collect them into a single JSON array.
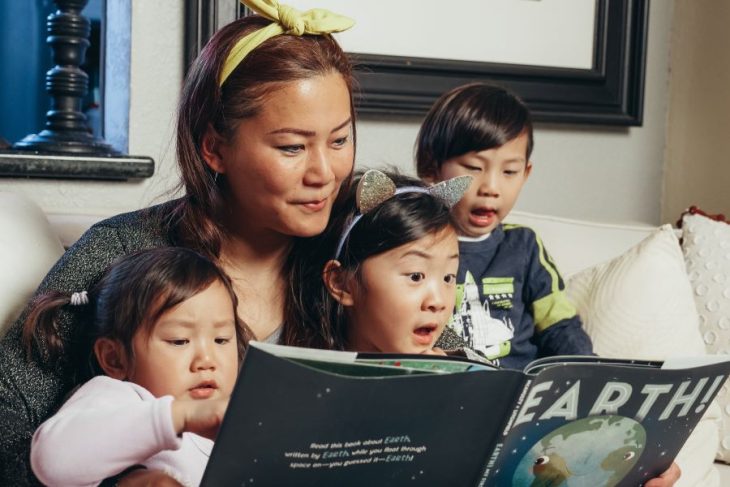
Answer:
[
  {"xmin": 117, "ymin": 469, "xmax": 184, "ymax": 486},
  {"xmin": 421, "ymin": 347, "xmax": 447, "ymax": 356},
  {"xmin": 171, "ymin": 397, "xmax": 229, "ymax": 440}
]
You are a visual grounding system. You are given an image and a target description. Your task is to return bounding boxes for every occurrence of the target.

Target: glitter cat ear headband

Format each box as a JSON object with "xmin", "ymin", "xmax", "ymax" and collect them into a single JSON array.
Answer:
[
  {"xmin": 334, "ymin": 170, "xmax": 473, "ymax": 259},
  {"xmin": 219, "ymin": 0, "xmax": 355, "ymax": 86}
]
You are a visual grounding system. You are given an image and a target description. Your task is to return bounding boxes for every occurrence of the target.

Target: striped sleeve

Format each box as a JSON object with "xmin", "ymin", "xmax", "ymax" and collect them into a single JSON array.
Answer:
[{"xmin": 517, "ymin": 227, "xmax": 578, "ymax": 332}]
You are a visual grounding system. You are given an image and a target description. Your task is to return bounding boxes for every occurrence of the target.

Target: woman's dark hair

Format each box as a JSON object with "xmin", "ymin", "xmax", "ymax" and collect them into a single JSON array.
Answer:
[
  {"xmin": 415, "ymin": 83, "xmax": 533, "ymax": 180},
  {"xmin": 288, "ymin": 170, "xmax": 456, "ymax": 349},
  {"xmin": 23, "ymin": 248, "xmax": 250, "ymax": 378},
  {"xmin": 168, "ymin": 14, "xmax": 357, "ymax": 258}
]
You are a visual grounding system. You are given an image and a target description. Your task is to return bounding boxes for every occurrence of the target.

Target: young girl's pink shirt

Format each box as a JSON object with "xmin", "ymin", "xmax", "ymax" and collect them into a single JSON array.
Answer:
[{"xmin": 31, "ymin": 376, "xmax": 211, "ymax": 487}]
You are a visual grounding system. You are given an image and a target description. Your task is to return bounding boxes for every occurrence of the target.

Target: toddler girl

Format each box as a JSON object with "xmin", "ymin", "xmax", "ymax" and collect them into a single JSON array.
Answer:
[{"xmin": 25, "ymin": 247, "xmax": 250, "ymax": 486}]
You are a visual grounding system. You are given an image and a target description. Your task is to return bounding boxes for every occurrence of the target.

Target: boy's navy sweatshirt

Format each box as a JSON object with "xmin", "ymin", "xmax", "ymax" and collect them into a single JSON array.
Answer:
[{"xmin": 448, "ymin": 223, "xmax": 593, "ymax": 370}]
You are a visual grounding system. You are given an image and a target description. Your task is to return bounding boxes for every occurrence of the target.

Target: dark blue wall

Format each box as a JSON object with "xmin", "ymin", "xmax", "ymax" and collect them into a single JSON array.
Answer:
[
  {"xmin": 0, "ymin": 0, "xmax": 53, "ymax": 145},
  {"xmin": 0, "ymin": 0, "xmax": 103, "ymax": 145}
]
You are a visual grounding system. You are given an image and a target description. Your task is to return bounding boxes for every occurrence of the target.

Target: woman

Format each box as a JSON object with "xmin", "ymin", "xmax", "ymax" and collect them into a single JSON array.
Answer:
[
  {"xmin": 0, "ymin": 1, "xmax": 355, "ymax": 484},
  {"xmin": 0, "ymin": 0, "xmax": 681, "ymax": 484}
]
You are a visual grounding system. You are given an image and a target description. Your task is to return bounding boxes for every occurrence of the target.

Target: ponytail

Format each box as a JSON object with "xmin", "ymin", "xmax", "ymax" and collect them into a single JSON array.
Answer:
[{"xmin": 22, "ymin": 291, "xmax": 90, "ymax": 364}]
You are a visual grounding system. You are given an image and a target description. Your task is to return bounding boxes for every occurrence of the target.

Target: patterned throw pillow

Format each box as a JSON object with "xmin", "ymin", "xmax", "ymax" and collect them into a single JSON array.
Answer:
[
  {"xmin": 566, "ymin": 225, "xmax": 706, "ymax": 359},
  {"xmin": 681, "ymin": 213, "xmax": 730, "ymax": 463}
]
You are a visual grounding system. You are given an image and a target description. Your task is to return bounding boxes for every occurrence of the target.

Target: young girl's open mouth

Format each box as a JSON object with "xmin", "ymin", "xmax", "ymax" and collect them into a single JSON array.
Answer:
[{"xmin": 413, "ymin": 324, "xmax": 438, "ymax": 345}]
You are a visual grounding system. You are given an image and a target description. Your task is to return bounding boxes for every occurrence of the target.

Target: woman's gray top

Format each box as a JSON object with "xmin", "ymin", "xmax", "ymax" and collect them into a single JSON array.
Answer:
[{"xmin": 0, "ymin": 202, "xmax": 172, "ymax": 485}]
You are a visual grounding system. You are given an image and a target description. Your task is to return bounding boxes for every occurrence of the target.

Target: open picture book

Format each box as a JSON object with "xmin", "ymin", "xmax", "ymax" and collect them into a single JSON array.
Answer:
[{"xmin": 202, "ymin": 342, "xmax": 730, "ymax": 487}]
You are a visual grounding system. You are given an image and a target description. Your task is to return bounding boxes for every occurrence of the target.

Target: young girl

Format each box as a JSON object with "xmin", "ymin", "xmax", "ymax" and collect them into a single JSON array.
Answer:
[
  {"xmin": 299, "ymin": 169, "xmax": 476, "ymax": 356},
  {"xmin": 25, "ymin": 247, "xmax": 250, "ymax": 487}
]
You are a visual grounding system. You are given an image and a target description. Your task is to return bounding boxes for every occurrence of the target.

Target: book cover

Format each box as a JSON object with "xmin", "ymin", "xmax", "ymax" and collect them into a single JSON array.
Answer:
[
  {"xmin": 482, "ymin": 357, "xmax": 727, "ymax": 486},
  {"xmin": 201, "ymin": 343, "xmax": 730, "ymax": 487}
]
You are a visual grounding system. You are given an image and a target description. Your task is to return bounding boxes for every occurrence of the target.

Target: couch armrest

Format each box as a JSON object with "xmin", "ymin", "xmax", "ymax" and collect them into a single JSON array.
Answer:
[
  {"xmin": 47, "ymin": 213, "xmax": 106, "ymax": 249},
  {"xmin": 0, "ymin": 193, "xmax": 65, "ymax": 335}
]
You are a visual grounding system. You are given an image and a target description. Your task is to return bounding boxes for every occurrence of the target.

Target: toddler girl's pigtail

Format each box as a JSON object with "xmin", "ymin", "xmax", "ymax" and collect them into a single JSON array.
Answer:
[{"xmin": 22, "ymin": 290, "xmax": 89, "ymax": 364}]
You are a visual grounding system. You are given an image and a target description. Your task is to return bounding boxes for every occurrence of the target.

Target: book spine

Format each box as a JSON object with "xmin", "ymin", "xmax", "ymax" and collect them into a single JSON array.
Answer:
[{"xmin": 474, "ymin": 379, "xmax": 533, "ymax": 486}]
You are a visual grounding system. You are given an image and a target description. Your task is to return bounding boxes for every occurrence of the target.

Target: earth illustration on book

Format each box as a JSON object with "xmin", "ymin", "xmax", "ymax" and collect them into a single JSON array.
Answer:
[{"xmin": 511, "ymin": 416, "xmax": 646, "ymax": 486}]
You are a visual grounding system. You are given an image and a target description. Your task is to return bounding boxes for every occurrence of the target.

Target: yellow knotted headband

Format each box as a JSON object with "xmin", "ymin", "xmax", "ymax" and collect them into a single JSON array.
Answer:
[{"xmin": 219, "ymin": 0, "xmax": 355, "ymax": 87}]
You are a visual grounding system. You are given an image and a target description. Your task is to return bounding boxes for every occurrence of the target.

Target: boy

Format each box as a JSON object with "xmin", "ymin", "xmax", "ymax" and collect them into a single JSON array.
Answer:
[{"xmin": 416, "ymin": 83, "xmax": 593, "ymax": 370}]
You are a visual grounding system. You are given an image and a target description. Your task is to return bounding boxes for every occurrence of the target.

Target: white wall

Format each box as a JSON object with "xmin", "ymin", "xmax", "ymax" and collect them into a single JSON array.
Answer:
[
  {"xmin": 356, "ymin": 0, "xmax": 674, "ymax": 225},
  {"xmin": 0, "ymin": 0, "xmax": 184, "ymax": 217},
  {"xmin": 0, "ymin": 0, "xmax": 674, "ymax": 225},
  {"xmin": 662, "ymin": 0, "xmax": 730, "ymax": 222}
]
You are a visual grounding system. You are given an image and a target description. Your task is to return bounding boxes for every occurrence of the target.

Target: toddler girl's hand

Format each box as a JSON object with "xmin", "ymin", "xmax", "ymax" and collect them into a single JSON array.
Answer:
[
  {"xmin": 117, "ymin": 469, "xmax": 184, "ymax": 486},
  {"xmin": 171, "ymin": 397, "xmax": 229, "ymax": 440}
]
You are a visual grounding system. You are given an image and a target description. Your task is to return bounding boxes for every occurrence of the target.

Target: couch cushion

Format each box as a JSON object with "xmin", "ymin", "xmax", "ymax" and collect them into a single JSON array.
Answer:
[
  {"xmin": 675, "ymin": 401, "xmax": 722, "ymax": 487},
  {"xmin": 47, "ymin": 213, "xmax": 106, "ymax": 249},
  {"xmin": 506, "ymin": 211, "xmax": 655, "ymax": 277},
  {"xmin": 0, "ymin": 192, "xmax": 64, "ymax": 336}
]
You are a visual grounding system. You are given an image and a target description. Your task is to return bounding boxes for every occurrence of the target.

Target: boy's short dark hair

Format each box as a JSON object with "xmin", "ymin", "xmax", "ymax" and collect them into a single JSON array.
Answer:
[{"xmin": 415, "ymin": 83, "xmax": 534, "ymax": 180}]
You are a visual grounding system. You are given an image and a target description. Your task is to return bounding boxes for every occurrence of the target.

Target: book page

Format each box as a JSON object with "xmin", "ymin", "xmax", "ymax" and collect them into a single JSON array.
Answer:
[
  {"xmin": 252, "ymin": 342, "xmax": 497, "ymax": 375},
  {"xmin": 251, "ymin": 341, "xmax": 358, "ymax": 363},
  {"xmin": 662, "ymin": 355, "xmax": 730, "ymax": 369},
  {"xmin": 356, "ymin": 357, "xmax": 496, "ymax": 374},
  {"xmin": 524, "ymin": 355, "xmax": 662, "ymax": 375}
]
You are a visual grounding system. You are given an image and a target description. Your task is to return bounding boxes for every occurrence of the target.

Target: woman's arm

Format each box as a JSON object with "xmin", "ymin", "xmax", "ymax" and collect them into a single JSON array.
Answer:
[{"xmin": 0, "ymin": 211, "xmax": 170, "ymax": 485}]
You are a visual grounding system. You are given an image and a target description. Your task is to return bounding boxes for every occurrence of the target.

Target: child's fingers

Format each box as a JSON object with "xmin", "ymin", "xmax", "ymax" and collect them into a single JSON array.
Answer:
[
  {"xmin": 644, "ymin": 462, "xmax": 681, "ymax": 487},
  {"xmin": 116, "ymin": 468, "xmax": 184, "ymax": 486},
  {"xmin": 173, "ymin": 397, "xmax": 229, "ymax": 439}
]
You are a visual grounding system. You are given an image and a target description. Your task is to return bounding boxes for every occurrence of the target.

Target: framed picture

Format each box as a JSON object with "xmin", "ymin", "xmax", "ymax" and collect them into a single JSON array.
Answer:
[{"xmin": 184, "ymin": 0, "xmax": 649, "ymax": 125}]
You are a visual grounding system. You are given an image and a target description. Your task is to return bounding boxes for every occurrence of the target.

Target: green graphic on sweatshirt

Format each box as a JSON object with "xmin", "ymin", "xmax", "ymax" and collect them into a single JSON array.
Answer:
[{"xmin": 481, "ymin": 277, "xmax": 514, "ymax": 296}]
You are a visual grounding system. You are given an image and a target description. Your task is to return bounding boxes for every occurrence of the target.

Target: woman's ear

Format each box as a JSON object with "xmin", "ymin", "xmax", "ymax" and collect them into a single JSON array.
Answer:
[
  {"xmin": 201, "ymin": 125, "xmax": 227, "ymax": 175},
  {"xmin": 94, "ymin": 338, "xmax": 129, "ymax": 380},
  {"xmin": 322, "ymin": 260, "xmax": 355, "ymax": 306}
]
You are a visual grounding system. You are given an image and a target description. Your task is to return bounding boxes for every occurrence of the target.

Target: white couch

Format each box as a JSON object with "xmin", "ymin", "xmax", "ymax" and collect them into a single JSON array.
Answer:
[{"xmin": 1, "ymin": 191, "xmax": 729, "ymax": 485}]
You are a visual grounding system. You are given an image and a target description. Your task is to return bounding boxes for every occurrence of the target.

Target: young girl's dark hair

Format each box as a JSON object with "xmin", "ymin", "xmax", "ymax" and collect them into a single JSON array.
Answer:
[
  {"xmin": 23, "ymin": 248, "xmax": 250, "ymax": 378},
  {"xmin": 290, "ymin": 170, "xmax": 457, "ymax": 350},
  {"xmin": 415, "ymin": 83, "xmax": 533, "ymax": 180}
]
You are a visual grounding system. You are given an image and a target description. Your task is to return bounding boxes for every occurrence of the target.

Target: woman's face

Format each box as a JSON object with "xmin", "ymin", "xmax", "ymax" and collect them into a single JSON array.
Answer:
[{"xmin": 212, "ymin": 72, "xmax": 354, "ymax": 240}]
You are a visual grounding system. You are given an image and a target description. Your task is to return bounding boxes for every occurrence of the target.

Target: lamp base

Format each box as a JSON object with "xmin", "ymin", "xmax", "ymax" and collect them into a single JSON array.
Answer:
[{"xmin": 13, "ymin": 129, "xmax": 119, "ymax": 156}]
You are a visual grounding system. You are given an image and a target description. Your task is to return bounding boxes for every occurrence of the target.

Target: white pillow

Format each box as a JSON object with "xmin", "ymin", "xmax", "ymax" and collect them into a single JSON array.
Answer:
[
  {"xmin": 566, "ymin": 224, "xmax": 706, "ymax": 359},
  {"xmin": 681, "ymin": 213, "xmax": 730, "ymax": 463},
  {"xmin": 566, "ymin": 224, "xmax": 718, "ymax": 485}
]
